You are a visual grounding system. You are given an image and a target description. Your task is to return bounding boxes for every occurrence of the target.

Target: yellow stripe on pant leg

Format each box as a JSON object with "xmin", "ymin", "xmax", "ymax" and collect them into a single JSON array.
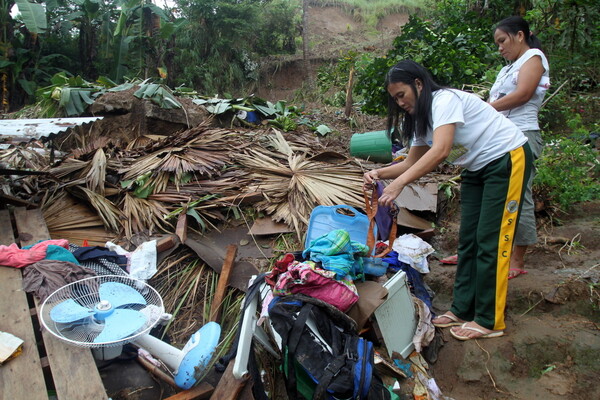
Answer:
[{"xmin": 495, "ymin": 146, "xmax": 526, "ymax": 330}]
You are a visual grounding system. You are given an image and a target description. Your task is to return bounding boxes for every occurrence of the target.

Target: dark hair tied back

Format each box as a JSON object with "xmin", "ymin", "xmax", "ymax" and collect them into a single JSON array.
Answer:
[{"xmin": 495, "ymin": 16, "xmax": 543, "ymax": 51}]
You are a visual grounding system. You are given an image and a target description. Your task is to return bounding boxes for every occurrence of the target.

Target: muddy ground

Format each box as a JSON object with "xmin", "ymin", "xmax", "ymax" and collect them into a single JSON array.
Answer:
[{"xmin": 426, "ymin": 201, "xmax": 600, "ymax": 400}]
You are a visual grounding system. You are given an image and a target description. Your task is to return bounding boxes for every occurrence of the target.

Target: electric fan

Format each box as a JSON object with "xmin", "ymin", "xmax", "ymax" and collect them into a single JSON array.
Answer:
[{"xmin": 40, "ymin": 275, "xmax": 221, "ymax": 389}]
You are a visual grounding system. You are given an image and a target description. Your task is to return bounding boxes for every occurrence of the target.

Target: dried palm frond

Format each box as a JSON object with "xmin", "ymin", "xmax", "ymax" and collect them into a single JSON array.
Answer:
[
  {"xmin": 167, "ymin": 125, "xmax": 236, "ymax": 149},
  {"xmin": 43, "ymin": 192, "xmax": 107, "ymax": 230},
  {"xmin": 260, "ymin": 128, "xmax": 323, "ymax": 157},
  {"xmin": 49, "ymin": 158, "xmax": 89, "ymax": 179},
  {"xmin": 77, "ymin": 186, "xmax": 123, "ymax": 233},
  {"xmin": 42, "ymin": 191, "xmax": 118, "ymax": 245},
  {"xmin": 71, "ymin": 137, "xmax": 111, "ymax": 159},
  {"xmin": 149, "ymin": 171, "xmax": 252, "ymax": 203},
  {"xmin": 120, "ymin": 146, "xmax": 231, "ymax": 193},
  {"xmin": 239, "ymin": 147, "xmax": 364, "ymax": 239},
  {"xmin": 121, "ymin": 192, "xmax": 172, "ymax": 238},
  {"xmin": 125, "ymin": 135, "xmax": 166, "ymax": 151},
  {"xmin": 85, "ymin": 148, "xmax": 106, "ymax": 195},
  {"xmin": 0, "ymin": 146, "xmax": 50, "ymax": 171}
]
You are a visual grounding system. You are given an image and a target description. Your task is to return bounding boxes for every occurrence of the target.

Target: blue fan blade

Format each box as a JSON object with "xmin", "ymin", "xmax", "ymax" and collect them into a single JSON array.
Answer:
[
  {"xmin": 93, "ymin": 309, "xmax": 147, "ymax": 343},
  {"xmin": 50, "ymin": 299, "xmax": 95, "ymax": 323},
  {"xmin": 99, "ymin": 282, "xmax": 147, "ymax": 309}
]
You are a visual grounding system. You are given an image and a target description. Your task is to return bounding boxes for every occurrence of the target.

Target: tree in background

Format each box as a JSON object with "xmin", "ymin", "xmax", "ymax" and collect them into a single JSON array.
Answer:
[{"xmin": 172, "ymin": 0, "xmax": 298, "ymax": 96}]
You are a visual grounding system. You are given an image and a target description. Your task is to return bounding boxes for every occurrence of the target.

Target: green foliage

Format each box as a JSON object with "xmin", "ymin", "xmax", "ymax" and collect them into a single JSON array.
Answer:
[
  {"xmin": 526, "ymin": 0, "xmax": 600, "ymax": 93},
  {"xmin": 173, "ymin": 0, "xmax": 298, "ymax": 96},
  {"xmin": 355, "ymin": 14, "xmax": 499, "ymax": 114},
  {"xmin": 133, "ymin": 80, "xmax": 182, "ymax": 109},
  {"xmin": 535, "ymin": 135, "xmax": 600, "ymax": 211},
  {"xmin": 14, "ymin": 0, "xmax": 47, "ymax": 34}
]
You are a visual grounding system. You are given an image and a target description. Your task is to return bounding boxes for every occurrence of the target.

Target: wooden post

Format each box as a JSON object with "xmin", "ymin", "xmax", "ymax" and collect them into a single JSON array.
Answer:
[
  {"xmin": 344, "ymin": 67, "xmax": 355, "ymax": 118},
  {"xmin": 209, "ymin": 244, "xmax": 237, "ymax": 323}
]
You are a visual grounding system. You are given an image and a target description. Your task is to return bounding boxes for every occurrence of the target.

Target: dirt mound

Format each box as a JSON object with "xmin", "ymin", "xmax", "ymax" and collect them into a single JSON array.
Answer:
[{"xmin": 256, "ymin": 6, "xmax": 408, "ymax": 101}]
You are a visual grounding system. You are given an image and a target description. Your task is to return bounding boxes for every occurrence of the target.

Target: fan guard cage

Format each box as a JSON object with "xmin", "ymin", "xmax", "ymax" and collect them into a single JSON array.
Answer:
[{"xmin": 40, "ymin": 275, "xmax": 164, "ymax": 348}]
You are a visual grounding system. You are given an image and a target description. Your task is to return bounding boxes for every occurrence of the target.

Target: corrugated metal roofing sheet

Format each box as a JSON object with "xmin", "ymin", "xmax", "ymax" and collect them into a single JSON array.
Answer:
[{"xmin": 0, "ymin": 117, "xmax": 103, "ymax": 143}]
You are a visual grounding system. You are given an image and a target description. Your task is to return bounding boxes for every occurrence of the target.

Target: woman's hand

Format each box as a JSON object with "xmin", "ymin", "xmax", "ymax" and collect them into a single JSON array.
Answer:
[
  {"xmin": 379, "ymin": 181, "xmax": 404, "ymax": 207},
  {"xmin": 363, "ymin": 170, "xmax": 379, "ymax": 190}
]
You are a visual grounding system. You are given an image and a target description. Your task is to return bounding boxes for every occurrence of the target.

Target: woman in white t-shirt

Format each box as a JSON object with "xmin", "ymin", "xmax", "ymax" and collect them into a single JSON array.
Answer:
[
  {"xmin": 363, "ymin": 60, "xmax": 533, "ymax": 340},
  {"xmin": 489, "ymin": 16, "xmax": 550, "ymax": 279}
]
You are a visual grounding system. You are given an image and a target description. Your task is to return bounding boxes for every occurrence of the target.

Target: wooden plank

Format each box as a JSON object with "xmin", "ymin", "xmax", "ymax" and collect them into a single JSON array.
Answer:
[
  {"xmin": 0, "ymin": 209, "xmax": 16, "ymax": 246},
  {"xmin": 209, "ymin": 360, "xmax": 249, "ymax": 400},
  {"xmin": 13, "ymin": 208, "xmax": 108, "ymax": 400},
  {"xmin": 0, "ymin": 209, "xmax": 48, "ymax": 400},
  {"xmin": 163, "ymin": 382, "xmax": 214, "ymax": 400},
  {"xmin": 209, "ymin": 244, "xmax": 237, "ymax": 322}
]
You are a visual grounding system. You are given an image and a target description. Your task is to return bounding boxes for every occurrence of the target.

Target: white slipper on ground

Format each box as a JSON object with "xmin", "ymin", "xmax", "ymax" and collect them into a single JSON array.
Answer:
[
  {"xmin": 450, "ymin": 323, "xmax": 504, "ymax": 341},
  {"xmin": 432, "ymin": 312, "xmax": 464, "ymax": 328}
]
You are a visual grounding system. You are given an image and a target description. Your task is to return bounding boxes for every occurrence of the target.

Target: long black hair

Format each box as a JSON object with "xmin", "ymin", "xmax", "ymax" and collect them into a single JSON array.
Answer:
[
  {"xmin": 494, "ymin": 16, "xmax": 543, "ymax": 51},
  {"xmin": 385, "ymin": 60, "xmax": 443, "ymax": 144}
]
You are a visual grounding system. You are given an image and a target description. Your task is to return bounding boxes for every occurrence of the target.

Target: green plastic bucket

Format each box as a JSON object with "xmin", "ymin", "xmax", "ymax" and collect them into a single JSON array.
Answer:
[{"xmin": 350, "ymin": 130, "xmax": 392, "ymax": 163}]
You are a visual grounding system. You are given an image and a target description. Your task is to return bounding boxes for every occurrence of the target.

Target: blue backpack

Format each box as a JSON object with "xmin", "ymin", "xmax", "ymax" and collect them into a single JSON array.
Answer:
[{"xmin": 268, "ymin": 294, "xmax": 390, "ymax": 400}]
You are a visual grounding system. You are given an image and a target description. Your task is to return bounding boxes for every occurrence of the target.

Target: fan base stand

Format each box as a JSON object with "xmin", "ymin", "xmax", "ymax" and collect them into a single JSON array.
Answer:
[{"xmin": 92, "ymin": 345, "xmax": 124, "ymax": 361}]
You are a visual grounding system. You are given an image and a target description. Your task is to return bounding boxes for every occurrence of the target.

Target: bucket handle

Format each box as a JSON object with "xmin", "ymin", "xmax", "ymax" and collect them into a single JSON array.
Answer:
[{"xmin": 318, "ymin": 204, "xmax": 363, "ymax": 219}]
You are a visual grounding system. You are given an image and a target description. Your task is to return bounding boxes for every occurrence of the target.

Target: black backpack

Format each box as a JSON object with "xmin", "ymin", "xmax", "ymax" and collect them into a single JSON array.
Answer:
[{"xmin": 268, "ymin": 294, "xmax": 390, "ymax": 400}]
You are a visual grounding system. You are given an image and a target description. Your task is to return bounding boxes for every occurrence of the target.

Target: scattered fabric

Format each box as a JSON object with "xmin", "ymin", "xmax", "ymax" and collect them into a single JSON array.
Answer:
[
  {"xmin": 375, "ymin": 181, "xmax": 395, "ymax": 241},
  {"xmin": 392, "ymin": 234, "xmax": 434, "ymax": 274},
  {"xmin": 273, "ymin": 260, "xmax": 359, "ymax": 312},
  {"xmin": 22, "ymin": 259, "xmax": 96, "ymax": 301},
  {"xmin": 265, "ymin": 253, "xmax": 295, "ymax": 287},
  {"xmin": 302, "ymin": 229, "xmax": 370, "ymax": 280},
  {"xmin": 129, "ymin": 240, "xmax": 157, "ymax": 280},
  {"xmin": 0, "ymin": 239, "xmax": 70, "ymax": 268},
  {"xmin": 37, "ymin": 244, "xmax": 80, "ymax": 264},
  {"xmin": 68, "ymin": 243, "xmax": 127, "ymax": 276},
  {"xmin": 412, "ymin": 297, "xmax": 435, "ymax": 352},
  {"xmin": 0, "ymin": 243, "xmax": 46, "ymax": 268},
  {"xmin": 72, "ymin": 246, "xmax": 128, "ymax": 268}
]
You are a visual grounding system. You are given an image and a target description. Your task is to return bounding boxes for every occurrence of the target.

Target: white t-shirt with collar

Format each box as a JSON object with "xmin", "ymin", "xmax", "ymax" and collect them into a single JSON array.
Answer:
[{"xmin": 412, "ymin": 89, "xmax": 527, "ymax": 171}]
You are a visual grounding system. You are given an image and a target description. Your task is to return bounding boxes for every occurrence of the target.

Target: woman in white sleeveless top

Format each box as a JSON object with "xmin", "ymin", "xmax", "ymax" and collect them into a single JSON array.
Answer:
[
  {"xmin": 489, "ymin": 16, "xmax": 550, "ymax": 279},
  {"xmin": 439, "ymin": 17, "xmax": 550, "ymax": 277}
]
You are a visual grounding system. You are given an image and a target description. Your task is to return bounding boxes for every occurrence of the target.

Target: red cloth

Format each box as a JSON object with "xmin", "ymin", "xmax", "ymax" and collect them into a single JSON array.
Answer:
[
  {"xmin": 0, "ymin": 239, "xmax": 70, "ymax": 268},
  {"xmin": 265, "ymin": 253, "xmax": 295, "ymax": 287}
]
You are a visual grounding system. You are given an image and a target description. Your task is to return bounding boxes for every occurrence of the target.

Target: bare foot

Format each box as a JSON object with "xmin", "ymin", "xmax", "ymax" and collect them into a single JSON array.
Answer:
[
  {"xmin": 432, "ymin": 311, "xmax": 465, "ymax": 327},
  {"xmin": 450, "ymin": 321, "xmax": 504, "ymax": 340}
]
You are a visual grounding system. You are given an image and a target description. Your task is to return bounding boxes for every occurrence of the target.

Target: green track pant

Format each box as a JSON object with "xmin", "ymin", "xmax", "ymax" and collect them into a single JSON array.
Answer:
[{"xmin": 450, "ymin": 144, "xmax": 532, "ymax": 331}]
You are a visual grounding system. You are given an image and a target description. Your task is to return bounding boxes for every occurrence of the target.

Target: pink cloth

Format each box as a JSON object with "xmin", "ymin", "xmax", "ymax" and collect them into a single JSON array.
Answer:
[
  {"xmin": 273, "ymin": 261, "xmax": 359, "ymax": 312},
  {"xmin": 0, "ymin": 239, "xmax": 70, "ymax": 268}
]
